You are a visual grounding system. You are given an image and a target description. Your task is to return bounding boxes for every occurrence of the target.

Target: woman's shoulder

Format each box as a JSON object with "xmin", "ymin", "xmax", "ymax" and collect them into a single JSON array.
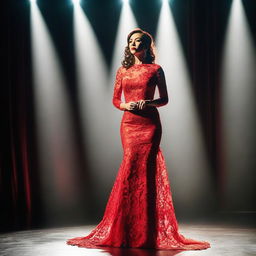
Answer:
[
  {"xmin": 143, "ymin": 63, "xmax": 162, "ymax": 74},
  {"xmin": 116, "ymin": 66, "xmax": 126, "ymax": 76},
  {"xmin": 151, "ymin": 63, "xmax": 165, "ymax": 75},
  {"xmin": 152, "ymin": 63, "xmax": 161, "ymax": 68},
  {"xmin": 152, "ymin": 63, "xmax": 163, "ymax": 70}
]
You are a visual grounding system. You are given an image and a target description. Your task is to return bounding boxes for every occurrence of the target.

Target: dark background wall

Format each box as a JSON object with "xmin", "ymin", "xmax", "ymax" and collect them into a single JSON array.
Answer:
[{"xmin": 2, "ymin": 0, "xmax": 256, "ymax": 232}]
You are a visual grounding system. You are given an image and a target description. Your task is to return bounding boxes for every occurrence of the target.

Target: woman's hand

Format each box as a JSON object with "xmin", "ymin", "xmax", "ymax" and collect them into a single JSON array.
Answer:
[
  {"xmin": 125, "ymin": 101, "xmax": 138, "ymax": 110},
  {"xmin": 122, "ymin": 100, "xmax": 151, "ymax": 110},
  {"xmin": 136, "ymin": 100, "xmax": 151, "ymax": 110}
]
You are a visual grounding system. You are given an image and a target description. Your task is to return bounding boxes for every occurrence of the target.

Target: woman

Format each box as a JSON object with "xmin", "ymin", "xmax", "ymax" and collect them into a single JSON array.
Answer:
[{"xmin": 66, "ymin": 28, "xmax": 211, "ymax": 250}]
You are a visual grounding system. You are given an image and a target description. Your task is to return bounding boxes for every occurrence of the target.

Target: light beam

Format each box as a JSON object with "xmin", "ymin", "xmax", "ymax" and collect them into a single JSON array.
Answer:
[
  {"xmin": 155, "ymin": 0, "xmax": 214, "ymax": 215},
  {"xmin": 30, "ymin": 3, "xmax": 82, "ymax": 225},
  {"xmin": 220, "ymin": 0, "xmax": 256, "ymax": 210}
]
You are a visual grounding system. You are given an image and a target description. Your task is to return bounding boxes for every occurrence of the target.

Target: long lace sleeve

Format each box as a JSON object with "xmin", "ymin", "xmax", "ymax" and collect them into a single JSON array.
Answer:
[
  {"xmin": 155, "ymin": 66, "xmax": 169, "ymax": 107},
  {"xmin": 112, "ymin": 67, "xmax": 125, "ymax": 111}
]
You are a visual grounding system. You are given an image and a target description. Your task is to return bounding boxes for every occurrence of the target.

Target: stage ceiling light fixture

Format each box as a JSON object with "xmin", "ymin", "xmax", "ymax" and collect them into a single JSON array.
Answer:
[
  {"xmin": 163, "ymin": 0, "xmax": 173, "ymax": 3},
  {"xmin": 72, "ymin": 0, "xmax": 81, "ymax": 5}
]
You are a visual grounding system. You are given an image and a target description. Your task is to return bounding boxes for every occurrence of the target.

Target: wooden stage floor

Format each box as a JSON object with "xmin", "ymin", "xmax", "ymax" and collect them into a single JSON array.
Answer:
[{"xmin": 0, "ymin": 221, "xmax": 255, "ymax": 256}]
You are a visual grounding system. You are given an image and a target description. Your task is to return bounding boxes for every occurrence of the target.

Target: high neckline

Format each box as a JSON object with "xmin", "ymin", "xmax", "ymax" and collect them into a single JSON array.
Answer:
[{"xmin": 133, "ymin": 63, "xmax": 150, "ymax": 66}]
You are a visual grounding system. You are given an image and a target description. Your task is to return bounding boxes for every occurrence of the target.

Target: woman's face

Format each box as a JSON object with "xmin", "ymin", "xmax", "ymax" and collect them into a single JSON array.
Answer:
[{"xmin": 128, "ymin": 33, "xmax": 146, "ymax": 55}]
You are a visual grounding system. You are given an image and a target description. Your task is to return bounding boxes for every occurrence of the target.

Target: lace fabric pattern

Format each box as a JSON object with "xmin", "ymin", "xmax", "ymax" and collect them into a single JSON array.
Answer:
[{"xmin": 66, "ymin": 64, "xmax": 211, "ymax": 250}]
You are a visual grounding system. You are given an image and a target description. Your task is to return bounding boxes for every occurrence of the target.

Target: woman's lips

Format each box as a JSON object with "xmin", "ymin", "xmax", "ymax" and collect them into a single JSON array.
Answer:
[{"xmin": 131, "ymin": 47, "xmax": 136, "ymax": 50}]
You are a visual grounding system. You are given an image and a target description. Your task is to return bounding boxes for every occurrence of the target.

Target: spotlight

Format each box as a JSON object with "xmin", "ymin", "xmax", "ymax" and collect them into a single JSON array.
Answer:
[
  {"xmin": 29, "ymin": 0, "xmax": 36, "ymax": 3},
  {"xmin": 122, "ymin": 0, "xmax": 129, "ymax": 4},
  {"xmin": 72, "ymin": 0, "xmax": 81, "ymax": 5}
]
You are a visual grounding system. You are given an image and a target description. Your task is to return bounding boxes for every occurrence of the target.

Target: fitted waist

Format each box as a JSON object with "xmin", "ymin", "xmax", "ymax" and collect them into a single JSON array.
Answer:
[{"xmin": 122, "ymin": 106, "xmax": 161, "ymax": 125}]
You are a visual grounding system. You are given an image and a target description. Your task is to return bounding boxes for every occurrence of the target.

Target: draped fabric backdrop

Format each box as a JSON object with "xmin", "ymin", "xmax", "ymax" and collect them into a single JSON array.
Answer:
[{"xmin": 2, "ymin": 0, "xmax": 256, "ymax": 232}]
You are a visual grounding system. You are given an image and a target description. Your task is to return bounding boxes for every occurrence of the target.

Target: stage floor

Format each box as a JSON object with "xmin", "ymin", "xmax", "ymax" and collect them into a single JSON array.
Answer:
[{"xmin": 0, "ymin": 222, "xmax": 255, "ymax": 256}]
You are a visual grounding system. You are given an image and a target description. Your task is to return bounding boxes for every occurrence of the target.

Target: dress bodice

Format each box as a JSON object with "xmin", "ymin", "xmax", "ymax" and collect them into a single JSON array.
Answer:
[{"xmin": 112, "ymin": 64, "xmax": 168, "ymax": 110}]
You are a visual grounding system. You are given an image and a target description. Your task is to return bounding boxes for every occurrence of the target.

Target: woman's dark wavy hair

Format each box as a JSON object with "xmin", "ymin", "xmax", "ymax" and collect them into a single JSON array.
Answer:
[{"xmin": 121, "ymin": 28, "xmax": 156, "ymax": 69}]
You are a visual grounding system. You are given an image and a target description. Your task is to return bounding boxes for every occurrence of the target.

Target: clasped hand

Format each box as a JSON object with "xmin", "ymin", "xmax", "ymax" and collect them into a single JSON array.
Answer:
[{"xmin": 125, "ymin": 100, "xmax": 150, "ymax": 110}]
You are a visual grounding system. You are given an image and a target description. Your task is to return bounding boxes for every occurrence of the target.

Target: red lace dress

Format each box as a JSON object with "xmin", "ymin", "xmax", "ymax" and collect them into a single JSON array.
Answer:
[{"xmin": 66, "ymin": 64, "xmax": 211, "ymax": 250}]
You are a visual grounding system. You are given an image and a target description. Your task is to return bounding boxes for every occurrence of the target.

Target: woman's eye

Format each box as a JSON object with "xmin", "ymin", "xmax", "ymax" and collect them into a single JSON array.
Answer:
[{"xmin": 129, "ymin": 39, "xmax": 141, "ymax": 43}]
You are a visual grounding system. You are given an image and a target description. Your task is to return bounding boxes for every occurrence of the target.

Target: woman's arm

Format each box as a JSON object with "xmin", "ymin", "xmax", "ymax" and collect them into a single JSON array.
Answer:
[
  {"xmin": 112, "ymin": 67, "xmax": 138, "ymax": 111},
  {"xmin": 112, "ymin": 67, "xmax": 126, "ymax": 110},
  {"xmin": 146, "ymin": 67, "xmax": 169, "ymax": 107}
]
